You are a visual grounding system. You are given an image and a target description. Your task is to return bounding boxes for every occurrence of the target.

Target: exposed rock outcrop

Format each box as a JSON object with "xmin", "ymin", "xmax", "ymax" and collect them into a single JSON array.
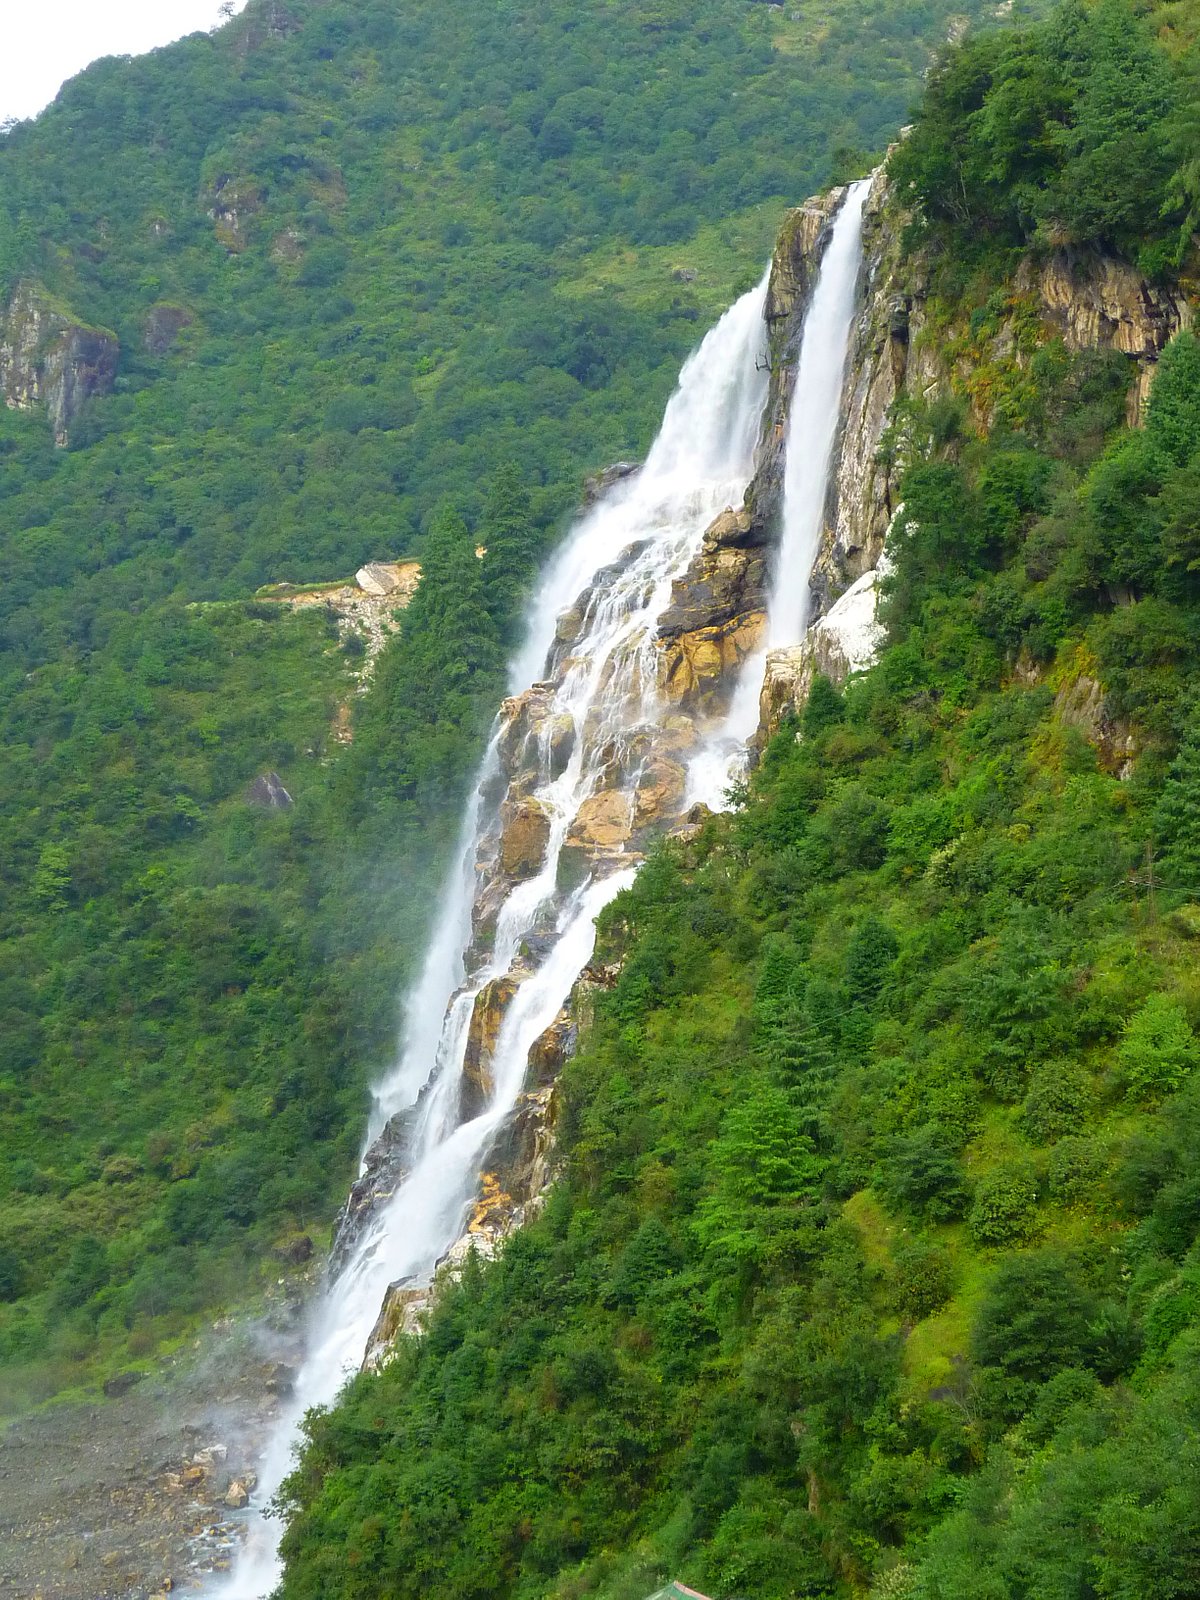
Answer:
[
  {"xmin": 0, "ymin": 280, "xmax": 118, "ymax": 445},
  {"xmin": 758, "ymin": 565, "xmax": 887, "ymax": 739},
  {"xmin": 751, "ymin": 189, "xmax": 847, "ymax": 529},
  {"xmin": 584, "ymin": 460, "xmax": 640, "ymax": 503},
  {"xmin": 565, "ymin": 789, "xmax": 634, "ymax": 852},
  {"xmin": 461, "ymin": 975, "xmax": 521, "ymax": 1119},
  {"xmin": 496, "ymin": 685, "xmax": 576, "ymax": 788},
  {"xmin": 356, "ymin": 561, "xmax": 420, "ymax": 598},
  {"xmin": 1018, "ymin": 251, "xmax": 1191, "ymax": 421},
  {"xmin": 1054, "ymin": 671, "xmax": 1138, "ymax": 778},
  {"xmin": 329, "ymin": 1107, "xmax": 418, "ymax": 1274},
  {"xmin": 260, "ymin": 559, "xmax": 422, "ymax": 722},
  {"xmin": 245, "ymin": 771, "xmax": 293, "ymax": 809},
  {"xmin": 207, "ymin": 177, "xmax": 264, "ymax": 251},
  {"xmin": 358, "ymin": 970, "xmax": 606, "ymax": 1370},
  {"xmin": 362, "ymin": 1279, "xmax": 431, "ymax": 1369},
  {"xmin": 499, "ymin": 797, "xmax": 551, "ymax": 878},
  {"xmin": 143, "ymin": 301, "xmax": 194, "ymax": 354},
  {"xmin": 816, "ymin": 168, "xmax": 927, "ymax": 608},
  {"xmin": 752, "ymin": 161, "xmax": 1195, "ymax": 738},
  {"xmin": 657, "ymin": 507, "xmax": 768, "ymax": 711}
]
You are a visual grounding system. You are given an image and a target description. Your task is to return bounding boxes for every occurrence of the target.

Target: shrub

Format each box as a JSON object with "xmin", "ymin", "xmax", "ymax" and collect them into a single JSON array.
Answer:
[
  {"xmin": 972, "ymin": 1250, "xmax": 1098, "ymax": 1418},
  {"xmin": 1019, "ymin": 1059, "xmax": 1095, "ymax": 1143},
  {"xmin": 877, "ymin": 1128, "xmax": 971, "ymax": 1222},
  {"xmin": 968, "ymin": 1164, "xmax": 1040, "ymax": 1247},
  {"xmin": 1147, "ymin": 331, "xmax": 1200, "ymax": 468},
  {"xmin": 890, "ymin": 1239, "xmax": 955, "ymax": 1320},
  {"xmin": 1117, "ymin": 993, "xmax": 1199, "ymax": 1103},
  {"xmin": 844, "ymin": 916, "xmax": 900, "ymax": 1005},
  {"xmin": 1047, "ymin": 1135, "xmax": 1107, "ymax": 1205}
]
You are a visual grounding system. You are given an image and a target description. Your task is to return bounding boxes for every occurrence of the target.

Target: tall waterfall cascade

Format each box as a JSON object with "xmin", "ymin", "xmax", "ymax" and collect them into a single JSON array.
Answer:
[
  {"xmin": 221, "ymin": 184, "xmax": 869, "ymax": 1598},
  {"xmin": 685, "ymin": 176, "xmax": 871, "ymax": 809},
  {"xmin": 770, "ymin": 177, "xmax": 871, "ymax": 648}
]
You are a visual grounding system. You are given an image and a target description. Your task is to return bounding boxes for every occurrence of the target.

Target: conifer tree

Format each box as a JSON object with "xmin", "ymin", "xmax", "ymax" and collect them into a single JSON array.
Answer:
[
  {"xmin": 478, "ymin": 464, "xmax": 537, "ymax": 645},
  {"xmin": 1156, "ymin": 726, "xmax": 1200, "ymax": 890}
]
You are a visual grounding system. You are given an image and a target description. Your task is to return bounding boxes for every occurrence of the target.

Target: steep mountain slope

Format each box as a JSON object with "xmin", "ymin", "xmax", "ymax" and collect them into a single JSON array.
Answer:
[
  {"xmin": 0, "ymin": 0, "xmax": 1016, "ymax": 1408},
  {"xmin": 273, "ymin": 3, "xmax": 1200, "ymax": 1596}
]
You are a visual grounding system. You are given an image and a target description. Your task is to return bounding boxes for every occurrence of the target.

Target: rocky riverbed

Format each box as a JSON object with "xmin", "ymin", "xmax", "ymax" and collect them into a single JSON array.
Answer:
[{"xmin": 0, "ymin": 1281, "xmax": 311, "ymax": 1600}]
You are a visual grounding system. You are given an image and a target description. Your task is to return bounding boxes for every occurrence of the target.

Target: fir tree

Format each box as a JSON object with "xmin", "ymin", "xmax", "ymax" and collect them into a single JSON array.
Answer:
[{"xmin": 1156, "ymin": 726, "xmax": 1200, "ymax": 890}]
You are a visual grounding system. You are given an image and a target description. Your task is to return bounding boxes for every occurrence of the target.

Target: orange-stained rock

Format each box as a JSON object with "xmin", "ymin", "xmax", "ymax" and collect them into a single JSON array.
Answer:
[
  {"xmin": 633, "ymin": 757, "xmax": 686, "ymax": 828},
  {"xmin": 658, "ymin": 613, "xmax": 765, "ymax": 710},
  {"xmin": 566, "ymin": 790, "xmax": 633, "ymax": 851},
  {"xmin": 498, "ymin": 797, "xmax": 551, "ymax": 878},
  {"xmin": 468, "ymin": 1171, "xmax": 515, "ymax": 1235},
  {"xmin": 461, "ymin": 974, "xmax": 520, "ymax": 1119}
]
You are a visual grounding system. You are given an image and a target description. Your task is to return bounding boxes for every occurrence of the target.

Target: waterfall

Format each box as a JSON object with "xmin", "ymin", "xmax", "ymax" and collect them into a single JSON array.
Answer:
[
  {"xmin": 768, "ymin": 177, "xmax": 871, "ymax": 649},
  {"xmin": 685, "ymin": 178, "xmax": 871, "ymax": 811},
  {"xmin": 220, "ymin": 273, "xmax": 770, "ymax": 1599},
  {"xmin": 221, "ymin": 178, "xmax": 870, "ymax": 1595}
]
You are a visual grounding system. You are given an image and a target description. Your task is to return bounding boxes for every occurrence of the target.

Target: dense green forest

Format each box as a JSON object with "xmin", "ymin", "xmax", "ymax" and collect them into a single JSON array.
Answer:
[
  {"xmin": 0, "ymin": 0, "xmax": 1008, "ymax": 1404},
  {"xmin": 274, "ymin": 2, "xmax": 1200, "ymax": 1595}
]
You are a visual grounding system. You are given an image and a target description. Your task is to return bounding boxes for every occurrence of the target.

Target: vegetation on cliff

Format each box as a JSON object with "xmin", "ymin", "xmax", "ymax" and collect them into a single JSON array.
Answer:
[
  {"xmin": 275, "ymin": 2, "xmax": 1200, "ymax": 1594},
  {"xmin": 0, "ymin": 0, "xmax": 1008, "ymax": 1403}
]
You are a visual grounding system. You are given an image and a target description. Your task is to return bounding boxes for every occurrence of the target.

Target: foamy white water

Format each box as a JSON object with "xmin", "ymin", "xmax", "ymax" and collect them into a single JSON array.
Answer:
[
  {"xmin": 220, "ymin": 273, "xmax": 771, "ymax": 1599},
  {"xmin": 685, "ymin": 179, "xmax": 871, "ymax": 811},
  {"xmin": 768, "ymin": 177, "xmax": 870, "ymax": 649}
]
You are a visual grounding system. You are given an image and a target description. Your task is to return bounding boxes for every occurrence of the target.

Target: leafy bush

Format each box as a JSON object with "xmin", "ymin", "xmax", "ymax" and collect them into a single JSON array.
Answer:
[
  {"xmin": 1019, "ymin": 1059, "xmax": 1095, "ymax": 1143},
  {"xmin": 968, "ymin": 1164, "xmax": 1040, "ymax": 1247},
  {"xmin": 877, "ymin": 1129, "xmax": 971, "ymax": 1222},
  {"xmin": 890, "ymin": 1240, "xmax": 955, "ymax": 1320},
  {"xmin": 1117, "ymin": 993, "xmax": 1199, "ymax": 1103}
]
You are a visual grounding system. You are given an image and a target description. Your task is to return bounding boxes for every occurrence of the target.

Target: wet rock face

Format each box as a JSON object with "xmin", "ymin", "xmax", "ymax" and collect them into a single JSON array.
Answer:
[
  {"xmin": 499, "ymin": 796, "xmax": 552, "ymax": 877},
  {"xmin": 657, "ymin": 507, "xmax": 769, "ymax": 712},
  {"xmin": 633, "ymin": 756, "xmax": 687, "ymax": 828},
  {"xmin": 753, "ymin": 190, "xmax": 847, "ymax": 527},
  {"xmin": 329, "ymin": 1107, "xmax": 418, "ymax": 1273},
  {"xmin": 526, "ymin": 1008, "xmax": 575, "ymax": 1087},
  {"xmin": 816, "ymin": 166, "xmax": 925, "ymax": 611},
  {"xmin": 461, "ymin": 974, "xmax": 521, "ymax": 1119},
  {"xmin": 583, "ymin": 460, "xmax": 640, "ymax": 504},
  {"xmin": 496, "ymin": 686, "xmax": 576, "ymax": 790},
  {"xmin": 0, "ymin": 280, "xmax": 119, "ymax": 446},
  {"xmin": 566, "ymin": 789, "xmax": 634, "ymax": 852}
]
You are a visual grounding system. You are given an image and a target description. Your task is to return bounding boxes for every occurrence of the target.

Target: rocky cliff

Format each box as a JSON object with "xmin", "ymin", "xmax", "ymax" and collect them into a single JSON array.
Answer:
[
  {"xmin": 0, "ymin": 280, "xmax": 118, "ymax": 445},
  {"xmin": 757, "ymin": 164, "xmax": 1194, "ymax": 734},
  {"xmin": 346, "ymin": 172, "xmax": 1196, "ymax": 1371}
]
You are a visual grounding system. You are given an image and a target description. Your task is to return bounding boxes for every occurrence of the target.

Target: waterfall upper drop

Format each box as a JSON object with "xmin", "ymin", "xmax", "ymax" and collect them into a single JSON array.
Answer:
[
  {"xmin": 683, "ymin": 179, "xmax": 871, "ymax": 811},
  {"xmin": 769, "ymin": 177, "xmax": 870, "ymax": 649},
  {"xmin": 221, "ymin": 272, "xmax": 771, "ymax": 1600}
]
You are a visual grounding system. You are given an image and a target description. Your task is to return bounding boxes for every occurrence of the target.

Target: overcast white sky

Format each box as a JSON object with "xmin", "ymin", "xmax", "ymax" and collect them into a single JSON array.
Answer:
[{"xmin": 1, "ymin": 0, "xmax": 250, "ymax": 125}]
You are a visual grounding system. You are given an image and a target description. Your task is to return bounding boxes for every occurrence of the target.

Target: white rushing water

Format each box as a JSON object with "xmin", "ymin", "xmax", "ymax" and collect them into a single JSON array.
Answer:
[
  {"xmin": 685, "ymin": 179, "xmax": 871, "ymax": 811},
  {"xmin": 768, "ymin": 177, "xmax": 871, "ymax": 649},
  {"xmin": 221, "ymin": 272, "xmax": 771, "ymax": 1599}
]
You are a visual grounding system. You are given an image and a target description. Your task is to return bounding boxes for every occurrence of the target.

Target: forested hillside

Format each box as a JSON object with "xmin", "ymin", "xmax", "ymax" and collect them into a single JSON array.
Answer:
[
  {"xmin": 0, "ymin": 0, "xmax": 1007, "ymax": 1406},
  {"xmin": 274, "ymin": 2, "xmax": 1200, "ymax": 1596}
]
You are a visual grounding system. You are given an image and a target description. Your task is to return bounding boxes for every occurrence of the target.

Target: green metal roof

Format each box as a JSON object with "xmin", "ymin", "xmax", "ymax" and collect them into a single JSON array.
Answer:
[{"xmin": 647, "ymin": 1585, "xmax": 714, "ymax": 1600}]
